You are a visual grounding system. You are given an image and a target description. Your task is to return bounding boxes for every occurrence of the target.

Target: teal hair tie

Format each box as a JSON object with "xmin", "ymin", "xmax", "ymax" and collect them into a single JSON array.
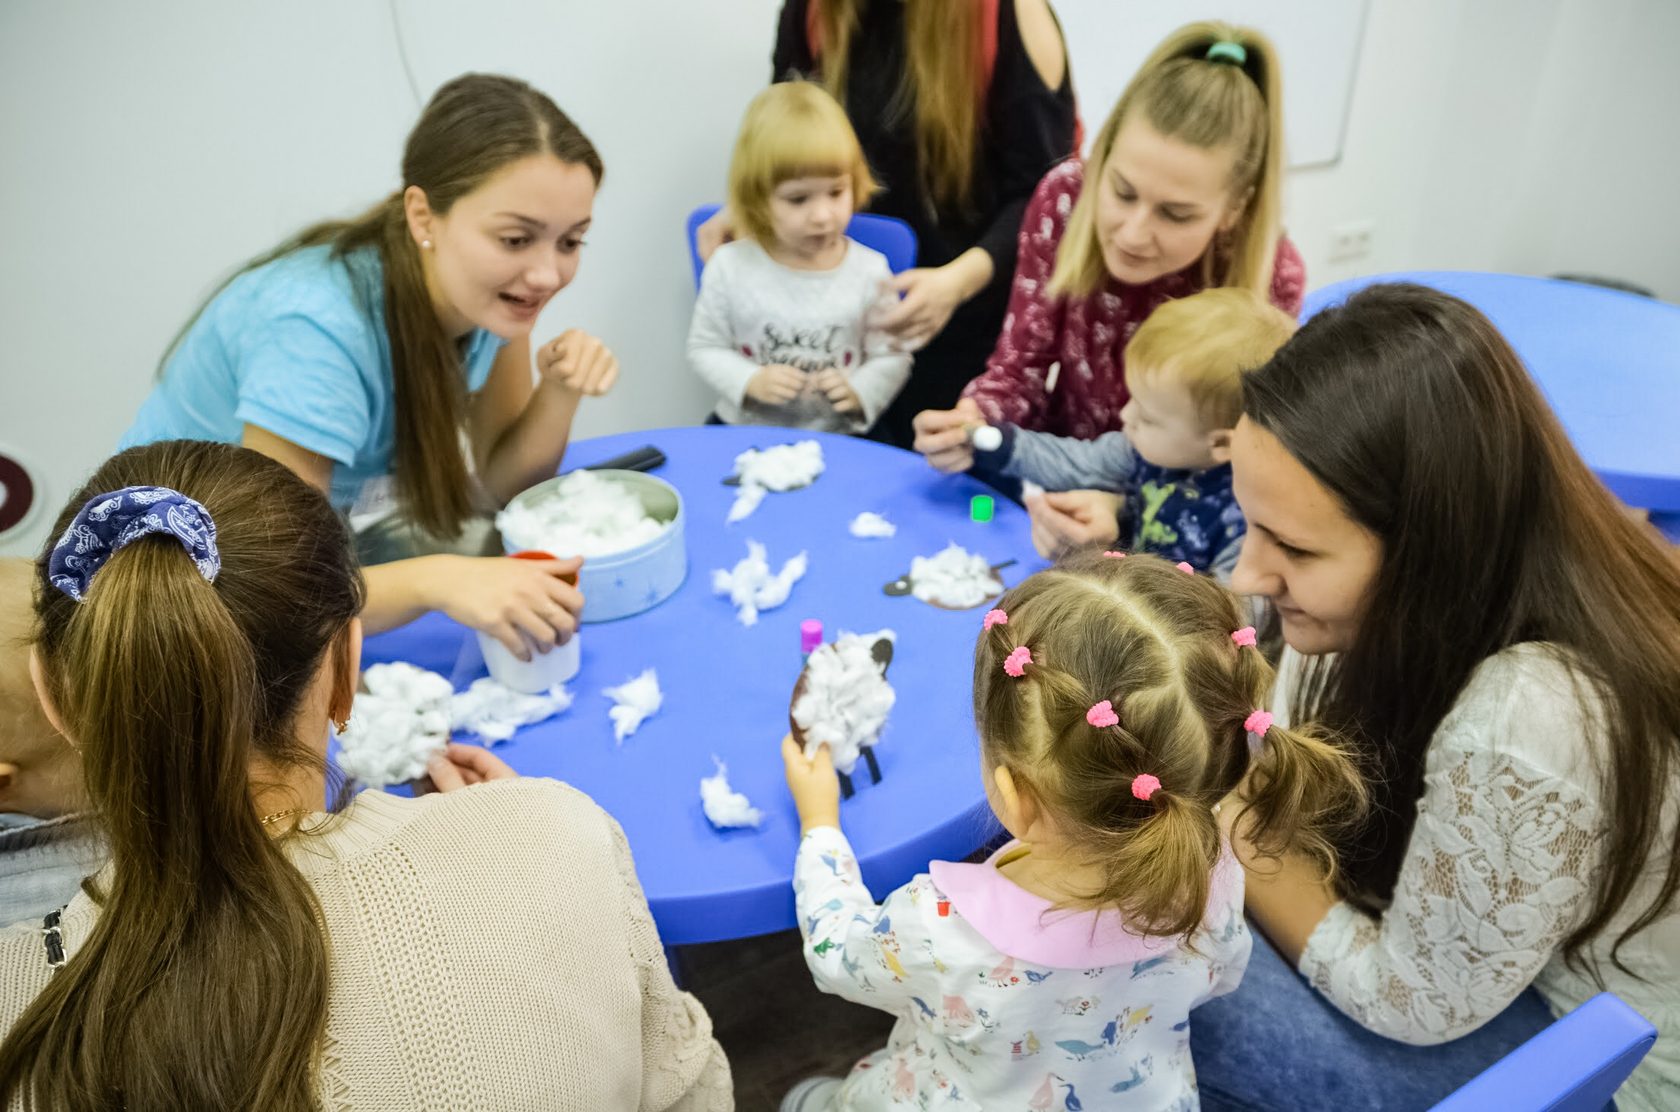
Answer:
[{"xmin": 1205, "ymin": 40, "xmax": 1247, "ymax": 66}]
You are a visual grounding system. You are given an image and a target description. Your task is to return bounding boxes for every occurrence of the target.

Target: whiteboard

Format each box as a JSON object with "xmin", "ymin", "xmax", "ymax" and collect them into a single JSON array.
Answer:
[{"xmin": 1053, "ymin": 0, "xmax": 1370, "ymax": 168}]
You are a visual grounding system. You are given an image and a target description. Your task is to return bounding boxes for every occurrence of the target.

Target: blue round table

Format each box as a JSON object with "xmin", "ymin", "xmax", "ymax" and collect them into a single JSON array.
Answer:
[
  {"xmin": 359, "ymin": 426, "xmax": 1045, "ymax": 944},
  {"xmin": 1304, "ymin": 272, "xmax": 1680, "ymax": 539}
]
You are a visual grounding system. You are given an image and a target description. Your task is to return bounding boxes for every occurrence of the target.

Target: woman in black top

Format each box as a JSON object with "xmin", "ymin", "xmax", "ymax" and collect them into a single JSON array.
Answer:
[{"xmin": 702, "ymin": 0, "xmax": 1077, "ymax": 448}]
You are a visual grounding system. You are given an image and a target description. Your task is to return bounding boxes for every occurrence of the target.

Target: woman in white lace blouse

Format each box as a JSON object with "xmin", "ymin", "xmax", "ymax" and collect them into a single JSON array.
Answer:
[{"xmin": 1190, "ymin": 283, "xmax": 1680, "ymax": 1111}]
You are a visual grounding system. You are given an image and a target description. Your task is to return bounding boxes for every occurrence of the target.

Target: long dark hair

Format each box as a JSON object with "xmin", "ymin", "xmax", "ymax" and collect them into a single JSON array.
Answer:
[
  {"xmin": 1244, "ymin": 283, "xmax": 1680, "ymax": 971},
  {"xmin": 0, "ymin": 440, "xmax": 365, "ymax": 1110},
  {"xmin": 161, "ymin": 74, "xmax": 602, "ymax": 538}
]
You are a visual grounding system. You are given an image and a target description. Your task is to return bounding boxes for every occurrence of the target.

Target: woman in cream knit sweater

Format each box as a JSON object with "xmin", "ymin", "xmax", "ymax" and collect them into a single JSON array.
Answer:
[{"xmin": 0, "ymin": 439, "xmax": 731, "ymax": 1111}]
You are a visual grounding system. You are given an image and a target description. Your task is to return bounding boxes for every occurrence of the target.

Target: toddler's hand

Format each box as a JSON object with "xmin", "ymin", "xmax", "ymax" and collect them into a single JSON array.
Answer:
[
  {"xmin": 912, "ymin": 397, "xmax": 984, "ymax": 473},
  {"xmin": 782, "ymin": 734, "xmax": 841, "ymax": 833},
  {"xmin": 813, "ymin": 369, "xmax": 862, "ymax": 416},
  {"xmin": 745, "ymin": 364, "xmax": 806, "ymax": 406}
]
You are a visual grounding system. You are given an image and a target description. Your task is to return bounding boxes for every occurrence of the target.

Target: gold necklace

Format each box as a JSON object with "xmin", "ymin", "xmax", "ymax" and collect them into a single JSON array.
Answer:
[{"xmin": 259, "ymin": 807, "xmax": 316, "ymax": 828}]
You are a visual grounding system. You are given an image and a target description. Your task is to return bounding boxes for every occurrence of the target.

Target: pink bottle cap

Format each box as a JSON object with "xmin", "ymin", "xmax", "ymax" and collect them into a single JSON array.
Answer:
[{"xmin": 800, "ymin": 619, "xmax": 824, "ymax": 654}]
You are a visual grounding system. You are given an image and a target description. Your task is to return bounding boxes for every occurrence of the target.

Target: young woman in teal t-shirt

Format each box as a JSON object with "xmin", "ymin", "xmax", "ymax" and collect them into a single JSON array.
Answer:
[{"xmin": 127, "ymin": 74, "xmax": 618, "ymax": 659}]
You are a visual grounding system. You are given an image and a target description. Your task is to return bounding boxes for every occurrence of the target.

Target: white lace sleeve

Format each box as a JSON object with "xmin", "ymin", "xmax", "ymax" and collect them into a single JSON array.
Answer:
[{"xmin": 1298, "ymin": 743, "xmax": 1603, "ymax": 1045}]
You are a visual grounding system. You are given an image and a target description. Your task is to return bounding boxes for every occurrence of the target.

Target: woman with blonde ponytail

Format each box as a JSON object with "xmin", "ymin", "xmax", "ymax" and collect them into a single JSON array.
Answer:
[
  {"xmin": 0, "ymin": 440, "xmax": 731, "ymax": 1110},
  {"xmin": 123, "ymin": 74, "xmax": 617, "ymax": 665},
  {"xmin": 778, "ymin": 551, "xmax": 1362, "ymax": 1110},
  {"xmin": 914, "ymin": 21, "xmax": 1306, "ymax": 487}
]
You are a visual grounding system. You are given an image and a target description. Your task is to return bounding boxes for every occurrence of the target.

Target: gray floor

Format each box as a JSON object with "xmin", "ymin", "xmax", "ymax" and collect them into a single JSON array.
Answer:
[{"xmin": 685, "ymin": 929, "xmax": 895, "ymax": 1112}]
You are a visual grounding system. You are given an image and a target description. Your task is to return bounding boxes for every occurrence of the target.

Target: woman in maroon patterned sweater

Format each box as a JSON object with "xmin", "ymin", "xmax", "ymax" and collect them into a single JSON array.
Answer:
[{"xmin": 915, "ymin": 21, "xmax": 1305, "ymax": 473}]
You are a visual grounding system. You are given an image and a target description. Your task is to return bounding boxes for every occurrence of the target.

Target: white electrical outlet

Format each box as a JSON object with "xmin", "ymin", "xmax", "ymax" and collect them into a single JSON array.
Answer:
[{"xmin": 1328, "ymin": 221, "xmax": 1374, "ymax": 262}]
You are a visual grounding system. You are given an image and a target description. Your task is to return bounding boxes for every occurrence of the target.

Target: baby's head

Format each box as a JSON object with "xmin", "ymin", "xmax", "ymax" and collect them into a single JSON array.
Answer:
[
  {"xmin": 974, "ymin": 551, "xmax": 1363, "ymax": 938},
  {"xmin": 1118, "ymin": 288, "xmax": 1296, "ymax": 471},
  {"xmin": 726, "ymin": 82, "xmax": 877, "ymax": 258}
]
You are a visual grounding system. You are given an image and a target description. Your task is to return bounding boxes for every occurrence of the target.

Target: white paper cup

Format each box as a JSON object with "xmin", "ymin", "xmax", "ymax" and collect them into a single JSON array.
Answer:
[{"xmin": 478, "ymin": 629, "xmax": 580, "ymax": 693}]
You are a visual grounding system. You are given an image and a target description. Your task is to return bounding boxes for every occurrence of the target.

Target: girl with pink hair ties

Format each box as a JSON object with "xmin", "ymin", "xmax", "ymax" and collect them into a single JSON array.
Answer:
[{"xmin": 779, "ymin": 552, "xmax": 1364, "ymax": 1110}]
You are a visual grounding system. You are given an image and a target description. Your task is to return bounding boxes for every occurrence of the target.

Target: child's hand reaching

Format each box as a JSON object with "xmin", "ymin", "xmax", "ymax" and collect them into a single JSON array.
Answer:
[
  {"xmin": 782, "ymin": 733, "xmax": 841, "ymax": 833},
  {"xmin": 745, "ymin": 364, "xmax": 806, "ymax": 406},
  {"xmin": 812, "ymin": 369, "xmax": 862, "ymax": 416}
]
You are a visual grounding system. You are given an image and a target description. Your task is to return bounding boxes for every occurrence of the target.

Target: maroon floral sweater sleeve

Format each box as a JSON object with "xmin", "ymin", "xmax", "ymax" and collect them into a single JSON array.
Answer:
[
  {"xmin": 962, "ymin": 158, "xmax": 1308, "ymax": 439},
  {"xmin": 1268, "ymin": 235, "xmax": 1307, "ymax": 318},
  {"xmin": 960, "ymin": 161, "xmax": 1078, "ymax": 428}
]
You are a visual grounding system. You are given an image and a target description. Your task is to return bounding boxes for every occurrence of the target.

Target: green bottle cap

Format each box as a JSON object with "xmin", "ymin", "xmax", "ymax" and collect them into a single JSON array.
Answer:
[{"xmin": 970, "ymin": 494, "xmax": 995, "ymax": 523}]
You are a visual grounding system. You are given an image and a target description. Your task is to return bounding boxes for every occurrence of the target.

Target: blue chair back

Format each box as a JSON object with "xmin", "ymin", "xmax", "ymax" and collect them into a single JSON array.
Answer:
[
  {"xmin": 1432, "ymin": 993, "xmax": 1657, "ymax": 1112},
  {"xmin": 685, "ymin": 203, "xmax": 918, "ymax": 289}
]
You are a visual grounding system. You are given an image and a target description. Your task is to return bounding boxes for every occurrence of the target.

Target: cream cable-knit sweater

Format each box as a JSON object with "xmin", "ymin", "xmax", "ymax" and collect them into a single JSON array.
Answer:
[{"xmin": 0, "ymin": 779, "xmax": 733, "ymax": 1110}]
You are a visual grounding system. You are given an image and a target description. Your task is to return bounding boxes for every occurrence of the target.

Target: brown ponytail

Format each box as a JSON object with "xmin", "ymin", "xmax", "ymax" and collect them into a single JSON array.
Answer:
[
  {"xmin": 0, "ymin": 440, "xmax": 365, "ymax": 1111},
  {"xmin": 159, "ymin": 74, "xmax": 603, "ymax": 538},
  {"xmin": 974, "ymin": 550, "xmax": 1363, "ymax": 939}
]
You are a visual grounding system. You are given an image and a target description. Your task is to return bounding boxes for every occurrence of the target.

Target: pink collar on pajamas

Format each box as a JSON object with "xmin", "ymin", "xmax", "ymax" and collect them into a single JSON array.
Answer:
[{"xmin": 929, "ymin": 840, "xmax": 1242, "ymax": 969}]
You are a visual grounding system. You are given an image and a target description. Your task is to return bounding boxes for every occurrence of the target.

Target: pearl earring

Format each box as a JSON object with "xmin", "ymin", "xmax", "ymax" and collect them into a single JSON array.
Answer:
[{"xmin": 421, "ymin": 239, "xmax": 432, "ymax": 250}]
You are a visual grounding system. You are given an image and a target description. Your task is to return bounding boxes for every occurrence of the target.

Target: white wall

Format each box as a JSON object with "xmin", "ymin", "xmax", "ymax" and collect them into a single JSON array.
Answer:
[{"xmin": 3, "ymin": 0, "xmax": 1676, "ymax": 558}]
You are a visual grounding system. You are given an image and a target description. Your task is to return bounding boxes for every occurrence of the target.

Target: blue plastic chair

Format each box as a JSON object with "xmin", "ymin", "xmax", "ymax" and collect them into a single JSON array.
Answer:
[
  {"xmin": 684, "ymin": 203, "xmax": 918, "ymax": 289},
  {"xmin": 1432, "ymin": 993, "xmax": 1657, "ymax": 1111}
]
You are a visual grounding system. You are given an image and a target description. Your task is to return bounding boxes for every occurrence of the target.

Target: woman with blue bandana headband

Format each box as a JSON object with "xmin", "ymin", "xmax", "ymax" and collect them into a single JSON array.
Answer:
[{"xmin": 0, "ymin": 439, "xmax": 731, "ymax": 1110}]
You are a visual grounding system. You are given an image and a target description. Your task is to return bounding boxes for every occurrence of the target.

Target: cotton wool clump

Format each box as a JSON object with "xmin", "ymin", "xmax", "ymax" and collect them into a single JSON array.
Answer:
[
  {"xmin": 848, "ymin": 511, "xmax": 897, "ymax": 539},
  {"xmin": 727, "ymin": 440, "xmax": 824, "ymax": 523},
  {"xmin": 337, "ymin": 662, "xmax": 454, "ymax": 787},
  {"xmin": 699, "ymin": 757, "xmax": 763, "ymax": 829},
  {"xmin": 451, "ymin": 678, "xmax": 573, "ymax": 744},
  {"xmin": 498, "ymin": 470, "xmax": 664, "ymax": 557},
  {"xmin": 908, "ymin": 543, "xmax": 1003, "ymax": 609},
  {"xmin": 712, "ymin": 540, "xmax": 808, "ymax": 626},
  {"xmin": 604, "ymin": 668, "xmax": 663, "ymax": 743},
  {"xmin": 792, "ymin": 629, "xmax": 897, "ymax": 775}
]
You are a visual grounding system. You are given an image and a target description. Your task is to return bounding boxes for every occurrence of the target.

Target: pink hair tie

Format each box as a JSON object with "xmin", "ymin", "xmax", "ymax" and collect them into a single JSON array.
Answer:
[
  {"xmin": 1131, "ymin": 773, "xmax": 1162, "ymax": 801},
  {"xmin": 1004, "ymin": 645, "xmax": 1033, "ymax": 677},
  {"xmin": 1175, "ymin": 562, "xmax": 1195, "ymax": 575},
  {"xmin": 983, "ymin": 608, "xmax": 1009, "ymax": 631},
  {"xmin": 1231, "ymin": 626, "xmax": 1258, "ymax": 648},
  {"xmin": 1244, "ymin": 709, "xmax": 1274, "ymax": 736},
  {"xmin": 1102, "ymin": 551, "xmax": 1126, "ymax": 559},
  {"xmin": 1086, "ymin": 700, "xmax": 1119, "ymax": 728}
]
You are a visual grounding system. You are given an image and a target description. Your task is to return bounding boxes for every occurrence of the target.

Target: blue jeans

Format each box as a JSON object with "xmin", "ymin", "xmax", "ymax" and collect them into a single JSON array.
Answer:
[
  {"xmin": 0, "ymin": 812, "xmax": 101, "ymax": 928},
  {"xmin": 1190, "ymin": 925, "xmax": 1558, "ymax": 1111}
]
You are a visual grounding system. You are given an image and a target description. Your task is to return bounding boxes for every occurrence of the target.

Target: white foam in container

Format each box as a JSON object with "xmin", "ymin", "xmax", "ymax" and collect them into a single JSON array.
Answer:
[{"xmin": 498, "ymin": 469, "xmax": 687, "ymax": 623}]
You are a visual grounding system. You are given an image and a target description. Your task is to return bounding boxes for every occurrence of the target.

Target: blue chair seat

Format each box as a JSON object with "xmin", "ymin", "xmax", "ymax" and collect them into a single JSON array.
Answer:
[
  {"xmin": 685, "ymin": 203, "xmax": 917, "ymax": 289},
  {"xmin": 1432, "ymin": 993, "xmax": 1657, "ymax": 1111}
]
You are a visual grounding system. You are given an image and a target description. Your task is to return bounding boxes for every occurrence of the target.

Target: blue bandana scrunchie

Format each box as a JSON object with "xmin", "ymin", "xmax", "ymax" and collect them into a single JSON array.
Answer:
[{"xmin": 47, "ymin": 486, "xmax": 221, "ymax": 602}]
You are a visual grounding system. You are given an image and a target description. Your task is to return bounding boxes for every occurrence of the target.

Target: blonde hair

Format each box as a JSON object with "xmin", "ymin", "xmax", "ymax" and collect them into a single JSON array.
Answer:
[
  {"xmin": 1048, "ymin": 21, "xmax": 1285, "ymax": 301},
  {"xmin": 727, "ymin": 82, "xmax": 878, "ymax": 249},
  {"xmin": 1125, "ymin": 288, "xmax": 1297, "ymax": 429},
  {"xmin": 974, "ymin": 552, "xmax": 1365, "ymax": 940},
  {"xmin": 812, "ymin": 0, "xmax": 986, "ymax": 212}
]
